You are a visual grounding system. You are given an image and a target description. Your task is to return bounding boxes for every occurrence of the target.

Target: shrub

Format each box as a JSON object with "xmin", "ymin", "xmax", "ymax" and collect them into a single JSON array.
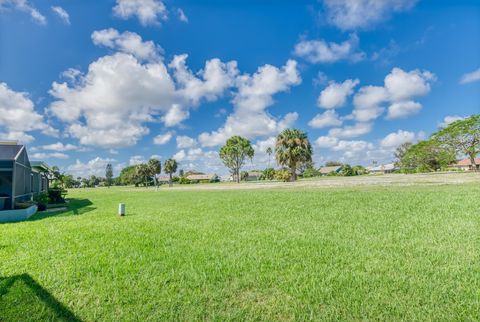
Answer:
[
  {"xmin": 178, "ymin": 177, "xmax": 191, "ymax": 184},
  {"xmin": 34, "ymin": 192, "xmax": 48, "ymax": 211},
  {"xmin": 274, "ymin": 169, "xmax": 291, "ymax": 182},
  {"xmin": 48, "ymin": 188, "xmax": 67, "ymax": 204}
]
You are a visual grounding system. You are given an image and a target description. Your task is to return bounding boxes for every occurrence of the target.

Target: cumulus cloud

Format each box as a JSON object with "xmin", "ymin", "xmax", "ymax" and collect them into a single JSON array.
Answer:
[
  {"xmin": 323, "ymin": 0, "xmax": 418, "ymax": 30},
  {"xmin": 0, "ymin": 82, "xmax": 57, "ymax": 144},
  {"xmin": 49, "ymin": 32, "xmax": 237, "ymax": 149},
  {"xmin": 153, "ymin": 132, "xmax": 173, "ymax": 145},
  {"xmin": 198, "ymin": 60, "xmax": 301, "ymax": 147},
  {"xmin": 31, "ymin": 152, "xmax": 69, "ymax": 160},
  {"xmin": 294, "ymin": 34, "xmax": 365, "ymax": 63},
  {"xmin": 67, "ymin": 157, "xmax": 118, "ymax": 177},
  {"xmin": 176, "ymin": 135, "xmax": 197, "ymax": 148},
  {"xmin": 51, "ymin": 6, "xmax": 70, "ymax": 24},
  {"xmin": 129, "ymin": 155, "xmax": 146, "ymax": 165},
  {"xmin": 460, "ymin": 68, "xmax": 480, "ymax": 84},
  {"xmin": 351, "ymin": 67, "xmax": 435, "ymax": 121},
  {"xmin": 308, "ymin": 110, "xmax": 343, "ymax": 128},
  {"xmin": 92, "ymin": 28, "xmax": 162, "ymax": 61},
  {"xmin": 315, "ymin": 136, "xmax": 339, "ymax": 148},
  {"xmin": 328, "ymin": 122, "xmax": 373, "ymax": 138},
  {"xmin": 113, "ymin": 0, "xmax": 167, "ymax": 26},
  {"xmin": 41, "ymin": 142, "xmax": 78, "ymax": 151},
  {"xmin": 438, "ymin": 115, "xmax": 466, "ymax": 128},
  {"xmin": 0, "ymin": 0, "xmax": 46, "ymax": 24},
  {"xmin": 318, "ymin": 78, "xmax": 359, "ymax": 109},
  {"xmin": 380, "ymin": 130, "xmax": 417, "ymax": 148}
]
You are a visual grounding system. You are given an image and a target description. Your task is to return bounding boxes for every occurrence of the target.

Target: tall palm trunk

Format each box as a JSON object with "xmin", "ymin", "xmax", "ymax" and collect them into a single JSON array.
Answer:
[{"xmin": 169, "ymin": 173, "xmax": 173, "ymax": 187}]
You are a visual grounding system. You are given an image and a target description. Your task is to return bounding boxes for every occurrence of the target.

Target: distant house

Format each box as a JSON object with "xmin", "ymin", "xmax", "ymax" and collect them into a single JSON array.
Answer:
[
  {"xmin": 156, "ymin": 175, "xmax": 171, "ymax": 183},
  {"xmin": 0, "ymin": 141, "xmax": 49, "ymax": 210},
  {"xmin": 319, "ymin": 166, "xmax": 342, "ymax": 175},
  {"xmin": 244, "ymin": 171, "xmax": 263, "ymax": 181},
  {"xmin": 186, "ymin": 173, "xmax": 219, "ymax": 182},
  {"xmin": 367, "ymin": 163, "xmax": 397, "ymax": 174},
  {"xmin": 452, "ymin": 158, "xmax": 480, "ymax": 171}
]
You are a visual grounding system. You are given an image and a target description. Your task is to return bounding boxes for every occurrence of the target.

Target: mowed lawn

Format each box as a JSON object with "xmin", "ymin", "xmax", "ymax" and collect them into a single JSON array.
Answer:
[{"xmin": 1, "ymin": 183, "xmax": 479, "ymax": 321}]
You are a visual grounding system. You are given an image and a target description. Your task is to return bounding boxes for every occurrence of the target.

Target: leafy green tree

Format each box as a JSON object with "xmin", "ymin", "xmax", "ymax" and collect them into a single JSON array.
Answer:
[
  {"xmin": 219, "ymin": 136, "xmax": 255, "ymax": 183},
  {"xmin": 262, "ymin": 167, "xmax": 275, "ymax": 180},
  {"xmin": 431, "ymin": 114, "xmax": 480, "ymax": 170},
  {"xmin": 88, "ymin": 175, "xmax": 99, "ymax": 187},
  {"xmin": 401, "ymin": 140, "xmax": 456, "ymax": 172},
  {"xmin": 394, "ymin": 142, "xmax": 413, "ymax": 168},
  {"xmin": 275, "ymin": 128, "xmax": 313, "ymax": 181},
  {"xmin": 352, "ymin": 165, "xmax": 367, "ymax": 176},
  {"xmin": 105, "ymin": 163, "xmax": 113, "ymax": 187},
  {"xmin": 340, "ymin": 164, "xmax": 354, "ymax": 176},
  {"xmin": 274, "ymin": 169, "xmax": 291, "ymax": 182},
  {"xmin": 148, "ymin": 159, "xmax": 161, "ymax": 190},
  {"xmin": 163, "ymin": 158, "xmax": 178, "ymax": 187}
]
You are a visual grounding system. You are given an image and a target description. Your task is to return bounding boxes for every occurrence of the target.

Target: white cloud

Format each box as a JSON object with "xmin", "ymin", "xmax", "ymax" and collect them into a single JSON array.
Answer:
[
  {"xmin": 318, "ymin": 78, "xmax": 359, "ymax": 109},
  {"xmin": 92, "ymin": 28, "xmax": 161, "ymax": 61},
  {"xmin": 315, "ymin": 136, "xmax": 339, "ymax": 148},
  {"xmin": 66, "ymin": 157, "xmax": 117, "ymax": 177},
  {"xmin": 308, "ymin": 110, "xmax": 343, "ymax": 128},
  {"xmin": 51, "ymin": 6, "xmax": 70, "ymax": 24},
  {"xmin": 198, "ymin": 60, "xmax": 301, "ymax": 147},
  {"xmin": 328, "ymin": 122, "xmax": 372, "ymax": 138},
  {"xmin": 153, "ymin": 132, "xmax": 173, "ymax": 145},
  {"xmin": 386, "ymin": 101, "xmax": 421, "ymax": 119},
  {"xmin": 380, "ymin": 130, "xmax": 416, "ymax": 148},
  {"xmin": 331, "ymin": 140, "xmax": 374, "ymax": 152},
  {"xmin": 0, "ymin": 82, "xmax": 56, "ymax": 144},
  {"xmin": 113, "ymin": 0, "xmax": 167, "ymax": 26},
  {"xmin": 351, "ymin": 67, "xmax": 435, "ymax": 121},
  {"xmin": 438, "ymin": 115, "xmax": 466, "ymax": 128},
  {"xmin": 129, "ymin": 155, "xmax": 146, "ymax": 165},
  {"xmin": 294, "ymin": 34, "xmax": 365, "ymax": 63},
  {"xmin": 31, "ymin": 152, "xmax": 69, "ymax": 160},
  {"xmin": 384, "ymin": 67, "xmax": 435, "ymax": 101},
  {"xmin": 323, "ymin": 0, "xmax": 418, "ymax": 30},
  {"xmin": 460, "ymin": 68, "xmax": 480, "ymax": 84},
  {"xmin": 176, "ymin": 135, "xmax": 197, "ymax": 148},
  {"xmin": 49, "ymin": 42, "xmax": 236, "ymax": 148},
  {"xmin": 177, "ymin": 8, "xmax": 188, "ymax": 22},
  {"xmin": 41, "ymin": 142, "xmax": 78, "ymax": 151},
  {"xmin": 0, "ymin": 0, "xmax": 46, "ymax": 24}
]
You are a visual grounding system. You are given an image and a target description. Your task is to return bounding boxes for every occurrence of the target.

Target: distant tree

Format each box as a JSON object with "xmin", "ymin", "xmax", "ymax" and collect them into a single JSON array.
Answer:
[
  {"xmin": 119, "ymin": 165, "xmax": 140, "ymax": 186},
  {"xmin": 163, "ymin": 158, "xmax": 178, "ymax": 187},
  {"xmin": 62, "ymin": 174, "xmax": 75, "ymax": 188},
  {"xmin": 88, "ymin": 175, "xmax": 99, "ymax": 188},
  {"xmin": 432, "ymin": 114, "xmax": 480, "ymax": 171},
  {"xmin": 352, "ymin": 165, "xmax": 367, "ymax": 176},
  {"xmin": 81, "ymin": 178, "xmax": 89, "ymax": 188},
  {"xmin": 262, "ymin": 167, "xmax": 275, "ymax": 180},
  {"xmin": 275, "ymin": 128, "xmax": 313, "ymax": 181},
  {"xmin": 179, "ymin": 169, "xmax": 184, "ymax": 177},
  {"xmin": 266, "ymin": 147, "xmax": 273, "ymax": 168},
  {"xmin": 241, "ymin": 171, "xmax": 249, "ymax": 181},
  {"xmin": 340, "ymin": 164, "xmax": 354, "ymax": 176},
  {"xmin": 219, "ymin": 136, "xmax": 255, "ymax": 183},
  {"xmin": 148, "ymin": 159, "xmax": 161, "ymax": 190},
  {"xmin": 135, "ymin": 164, "xmax": 150, "ymax": 187},
  {"xmin": 325, "ymin": 161, "xmax": 342, "ymax": 167},
  {"xmin": 105, "ymin": 163, "xmax": 113, "ymax": 187},
  {"xmin": 394, "ymin": 142, "xmax": 413, "ymax": 168},
  {"xmin": 401, "ymin": 140, "xmax": 456, "ymax": 172}
]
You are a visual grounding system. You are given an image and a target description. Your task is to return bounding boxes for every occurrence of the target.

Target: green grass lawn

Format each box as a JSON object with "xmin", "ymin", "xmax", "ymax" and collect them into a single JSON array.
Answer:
[{"xmin": 1, "ymin": 184, "xmax": 479, "ymax": 321}]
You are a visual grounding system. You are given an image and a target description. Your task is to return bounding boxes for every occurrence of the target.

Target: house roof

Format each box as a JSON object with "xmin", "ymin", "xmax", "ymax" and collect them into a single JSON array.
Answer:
[
  {"xmin": 187, "ymin": 174, "xmax": 217, "ymax": 180},
  {"xmin": 0, "ymin": 143, "xmax": 23, "ymax": 161},
  {"xmin": 369, "ymin": 163, "xmax": 396, "ymax": 171},
  {"xmin": 31, "ymin": 161, "xmax": 51, "ymax": 172},
  {"xmin": 456, "ymin": 158, "xmax": 480, "ymax": 166},
  {"xmin": 319, "ymin": 166, "xmax": 342, "ymax": 174}
]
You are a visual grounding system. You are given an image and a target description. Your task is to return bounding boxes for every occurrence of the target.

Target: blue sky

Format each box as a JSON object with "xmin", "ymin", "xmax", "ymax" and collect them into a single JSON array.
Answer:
[{"xmin": 0, "ymin": 0, "xmax": 479, "ymax": 177}]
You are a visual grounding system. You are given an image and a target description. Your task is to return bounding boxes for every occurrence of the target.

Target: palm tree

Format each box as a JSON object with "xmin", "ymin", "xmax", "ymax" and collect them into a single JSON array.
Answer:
[
  {"xmin": 275, "ymin": 128, "xmax": 313, "ymax": 181},
  {"xmin": 163, "ymin": 158, "xmax": 178, "ymax": 187},
  {"xmin": 147, "ymin": 159, "xmax": 161, "ymax": 191},
  {"xmin": 266, "ymin": 147, "xmax": 273, "ymax": 168},
  {"xmin": 135, "ymin": 164, "xmax": 150, "ymax": 188}
]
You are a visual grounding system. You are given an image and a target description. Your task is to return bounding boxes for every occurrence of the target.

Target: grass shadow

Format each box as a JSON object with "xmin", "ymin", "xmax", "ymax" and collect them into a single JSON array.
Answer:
[
  {"xmin": 0, "ymin": 274, "xmax": 82, "ymax": 321},
  {"xmin": 28, "ymin": 199, "xmax": 95, "ymax": 221}
]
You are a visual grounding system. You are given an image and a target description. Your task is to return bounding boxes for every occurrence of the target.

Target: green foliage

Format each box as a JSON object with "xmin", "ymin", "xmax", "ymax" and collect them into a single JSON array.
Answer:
[
  {"xmin": 261, "ymin": 167, "xmax": 275, "ymax": 180},
  {"xmin": 340, "ymin": 164, "xmax": 354, "ymax": 176},
  {"xmin": 274, "ymin": 169, "xmax": 291, "ymax": 182},
  {"xmin": 47, "ymin": 188, "xmax": 67, "ymax": 204},
  {"xmin": 240, "ymin": 171, "xmax": 249, "ymax": 181},
  {"xmin": 401, "ymin": 139, "xmax": 456, "ymax": 172},
  {"xmin": 164, "ymin": 158, "xmax": 178, "ymax": 187},
  {"xmin": 275, "ymin": 128, "xmax": 313, "ymax": 181},
  {"xmin": 432, "ymin": 114, "xmax": 480, "ymax": 169},
  {"xmin": 302, "ymin": 164, "xmax": 320, "ymax": 178},
  {"xmin": 219, "ymin": 136, "xmax": 254, "ymax": 183},
  {"xmin": 105, "ymin": 164, "xmax": 113, "ymax": 187},
  {"xmin": 178, "ymin": 176, "xmax": 191, "ymax": 184},
  {"xmin": 325, "ymin": 161, "xmax": 342, "ymax": 167}
]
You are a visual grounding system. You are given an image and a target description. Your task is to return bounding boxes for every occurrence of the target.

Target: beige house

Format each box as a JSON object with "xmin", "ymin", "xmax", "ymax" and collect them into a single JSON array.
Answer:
[
  {"xmin": 319, "ymin": 166, "xmax": 342, "ymax": 175},
  {"xmin": 186, "ymin": 174, "xmax": 219, "ymax": 182}
]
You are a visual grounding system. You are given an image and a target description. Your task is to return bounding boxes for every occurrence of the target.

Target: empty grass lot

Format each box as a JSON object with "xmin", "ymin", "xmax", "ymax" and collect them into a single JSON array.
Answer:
[{"xmin": 1, "ymin": 177, "xmax": 479, "ymax": 321}]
